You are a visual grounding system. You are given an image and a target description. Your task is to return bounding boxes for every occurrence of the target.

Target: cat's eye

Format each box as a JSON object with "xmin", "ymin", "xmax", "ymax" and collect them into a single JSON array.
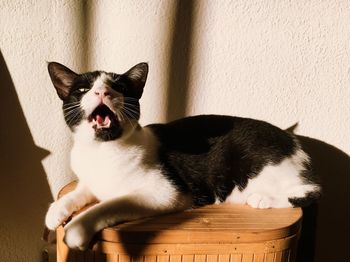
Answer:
[{"xmin": 78, "ymin": 88, "xmax": 90, "ymax": 93}]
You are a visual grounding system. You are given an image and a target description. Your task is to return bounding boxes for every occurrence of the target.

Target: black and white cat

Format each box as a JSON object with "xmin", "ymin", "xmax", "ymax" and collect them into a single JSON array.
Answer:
[{"xmin": 45, "ymin": 62, "xmax": 321, "ymax": 250}]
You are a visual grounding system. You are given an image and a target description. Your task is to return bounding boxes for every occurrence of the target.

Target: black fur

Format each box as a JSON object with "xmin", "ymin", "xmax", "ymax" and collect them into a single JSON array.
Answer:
[
  {"xmin": 289, "ymin": 191, "xmax": 322, "ymax": 207},
  {"xmin": 62, "ymin": 72, "xmax": 101, "ymax": 129},
  {"xmin": 148, "ymin": 115, "xmax": 300, "ymax": 207}
]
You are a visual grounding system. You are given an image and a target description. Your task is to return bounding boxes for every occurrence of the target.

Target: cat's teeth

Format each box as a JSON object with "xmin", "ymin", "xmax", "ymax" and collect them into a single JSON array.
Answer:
[
  {"xmin": 103, "ymin": 116, "xmax": 110, "ymax": 125},
  {"xmin": 91, "ymin": 116, "xmax": 111, "ymax": 129},
  {"xmin": 103, "ymin": 117, "xmax": 111, "ymax": 128}
]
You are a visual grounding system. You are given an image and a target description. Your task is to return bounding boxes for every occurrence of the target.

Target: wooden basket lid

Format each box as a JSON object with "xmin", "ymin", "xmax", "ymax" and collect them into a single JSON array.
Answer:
[{"xmin": 59, "ymin": 182, "xmax": 302, "ymax": 244}]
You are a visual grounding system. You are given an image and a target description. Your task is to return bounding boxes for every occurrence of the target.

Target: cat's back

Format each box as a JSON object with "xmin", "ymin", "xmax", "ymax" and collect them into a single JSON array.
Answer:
[
  {"xmin": 147, "ymin": 114, "xmax": 296, "ymax": 156},
  {"xmin": 146, "ymin": 115, "xmax": 314, "ymax": 207}
]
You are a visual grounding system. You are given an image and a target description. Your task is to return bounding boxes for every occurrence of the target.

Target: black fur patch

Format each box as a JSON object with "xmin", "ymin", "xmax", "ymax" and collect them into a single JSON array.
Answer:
[
  {"xmin": 62, "ymin": 71, "xmax": 102, "ymax": 130},
  {"xmin": 148, "ymin": 115, "xmax": 298, "ymax": 207},
  {"xmin": 289, "ymin": 191, "xmax": 322, "ymax": 207}
]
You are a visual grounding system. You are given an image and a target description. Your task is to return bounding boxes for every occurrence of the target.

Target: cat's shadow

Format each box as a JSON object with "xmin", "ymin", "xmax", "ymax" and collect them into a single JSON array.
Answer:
[
  {"xmin": 296, "ymin": 135, "xmax": 350, "ymax": 262},
  {"xmin": 100, "ymin": 211, "xmax": 201, "ymax": 258}
]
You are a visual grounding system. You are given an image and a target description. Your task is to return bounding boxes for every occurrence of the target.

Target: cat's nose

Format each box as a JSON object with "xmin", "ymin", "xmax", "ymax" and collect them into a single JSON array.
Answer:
[{"xmin": 94, "ymin": 89, "xmax": 110, "ymax": 98}]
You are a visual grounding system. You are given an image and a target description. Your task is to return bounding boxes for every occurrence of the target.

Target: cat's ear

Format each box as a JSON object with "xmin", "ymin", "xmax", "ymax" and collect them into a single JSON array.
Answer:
[
  {"xmin": 123, "ymin": 62, "xmax": 148, "ymax": 99},
  {"xmin": 48, "ymin": 62, "xmax": 78, "ymax": 100}
]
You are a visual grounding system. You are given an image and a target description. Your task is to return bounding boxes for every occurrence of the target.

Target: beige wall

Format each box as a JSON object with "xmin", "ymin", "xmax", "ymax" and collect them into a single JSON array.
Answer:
[
  {"xmin": 1, "ymin": 1, "xmax": 85, "ymax": 261},
  {"xmin": 90, "ymin": 0, "xmax": 350, "ymax": 153},
  {"xmin": 0, "ymin": 0, "xmax": 349, "ymax": 261}
]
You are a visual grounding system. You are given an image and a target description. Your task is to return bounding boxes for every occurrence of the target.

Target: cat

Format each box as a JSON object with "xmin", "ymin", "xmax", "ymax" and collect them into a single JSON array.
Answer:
[{"xmin": 45, "ymin": 62, "xmax": 321, "ymax": 250}]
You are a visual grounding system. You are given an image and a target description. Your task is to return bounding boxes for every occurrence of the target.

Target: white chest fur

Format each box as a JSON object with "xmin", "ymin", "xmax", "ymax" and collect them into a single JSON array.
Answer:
[{"xmin": 70, "ymin": 123, "xmax": 175, "ymax": 203}]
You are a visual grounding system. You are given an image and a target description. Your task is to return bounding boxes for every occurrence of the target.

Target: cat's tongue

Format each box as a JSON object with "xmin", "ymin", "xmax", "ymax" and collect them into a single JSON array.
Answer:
[{"xmin": 94, "ymin": 115, "xmax": 111, "ymax": 129}]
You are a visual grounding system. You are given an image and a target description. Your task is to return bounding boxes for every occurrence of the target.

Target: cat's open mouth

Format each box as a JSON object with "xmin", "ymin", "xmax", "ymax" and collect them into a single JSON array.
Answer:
[{"xmin": 88, "ymin": 104, "xmax": 116, "ymax": 129}]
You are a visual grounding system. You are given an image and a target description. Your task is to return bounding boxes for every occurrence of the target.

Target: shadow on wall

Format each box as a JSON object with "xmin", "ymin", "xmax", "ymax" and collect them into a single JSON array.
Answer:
[
  {"xmin": 296, "ymin": 136, "xmax": 350, "ymax": 262},
  {"xmin": 165, "ymin": 0, "xmax": 195, "ymax": 122},
  {"xmin": 0, "ymin": 51, "xmax": 52, "ymax": 260}
]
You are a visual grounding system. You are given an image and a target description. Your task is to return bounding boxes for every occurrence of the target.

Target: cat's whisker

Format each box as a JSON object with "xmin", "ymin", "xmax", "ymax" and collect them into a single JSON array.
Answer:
[
  {"xmin": 67, "ymin": 111, "xmax": 82, "ymax": 126},
  {"xmin": 122, "ymin": 102, "xmax": 139, "ymax": 108},
  {"xmin": 123, "ymin": 97, "xmax": 140, "ymax": 102},
  {"xmin": 63, "ymin": 101, "xmax": 81, "ymax": 107},
  {"xmin": 63, "ymin": 107, "xmax": 81, "ymax": 115},
  {"xmin": 63, "ymin": 101, "xmax": 80, "ymax": 106},
  {"xmin": 119, "ymin": 109, "xmax": 129, "ymax": 123},
  {"xmin": 123, "ymin": 106, "xmax": 140, "ymax": 118},
  {"xmin": 116, "ymin": 110, "xmax": 125, "ymax": 123},
  {"xmin": 122, "ymin": 107, "xmax": 137, "ymax": 118},
  {"xmin": 118, "ymin": 111, "xmax": 127, "ymax": 126},
  {"xmin": 123, "ymin": 107, "xmax": 139, "ymax": 115},
  {"xmin": 123, "ymin": 96, "xmax": 139, "ymax": 100},
  {"xmin": 64, "ymin": 107, "xmax": 81, "ymax": 122},
  {"xmin": 123, "ymin": 102, "xmax": 139, "ymax": 111},
  {"xmin": 111, "ymin": 98, "xmax": 120, "ymax": 103},
  {"xmin": 111, "ymin": 99, "xmax": 123, "ymax": 108},
  {"xmin": 66, "ymin": 112, "xmax": 79, "ymax": 124},
  {"xmin": 64, "ymin": 108, "xmax": 81, "ymax": 118},
  {"xmin": 64, "ymin": 100, "xmax": 80, "ymax": 104},
  {"xmin": 123, "ymin": 112, "xmax": 138, "ymax": 122},
  {"xmin": 63, "ymin": 104, "xmax": 81, "ymax": 112},
  {"xmin": 120, "ymin": 110, "xmax": 135, "ymax": 129},
  {"xmin": 64, "ymin": 111, "xmax": 79, "ymax": 119}
]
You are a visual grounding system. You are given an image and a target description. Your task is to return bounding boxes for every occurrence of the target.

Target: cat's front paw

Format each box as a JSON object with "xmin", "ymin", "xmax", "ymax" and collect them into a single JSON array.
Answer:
[
  {"xmin": 45, "ymin": 201, "xmax": 71, "ymax": 230},
  {"xmin": 247, "ymin": 193, "xmax": 272, "ymax": 209},
  {"xmin": 64, "ymin": 219, "xmax": 94, "ymax": 251}
]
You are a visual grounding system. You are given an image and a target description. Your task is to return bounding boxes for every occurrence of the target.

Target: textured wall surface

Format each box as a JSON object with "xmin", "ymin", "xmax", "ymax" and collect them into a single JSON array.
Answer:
[
  {"xmin": 188, "ymin": 1, "xmax": 350, "ymax": 154},
  {"xmin": 89, "ymin": 0, "xmax": 350, "ymax": 154},
  {"xmin": 0, "ymin": 1, "xmax": 85, "ymax": 261},
  {"xmin": 0, "ymin": 0, "xmax": 349, "ymax": 261}
]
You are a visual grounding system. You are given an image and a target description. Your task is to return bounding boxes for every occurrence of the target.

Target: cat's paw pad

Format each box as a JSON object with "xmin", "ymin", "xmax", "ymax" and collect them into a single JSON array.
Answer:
[
  {"xmin": 247, "ymin": 193, "xmax": 272, "ymax": 209},
  {"xmin": 64, "ymin": 220, "xmax": 93, "ymax": 251},
  {"xmin": 45, "ymin": 201, "xmax": 71, "ymax": 230}
]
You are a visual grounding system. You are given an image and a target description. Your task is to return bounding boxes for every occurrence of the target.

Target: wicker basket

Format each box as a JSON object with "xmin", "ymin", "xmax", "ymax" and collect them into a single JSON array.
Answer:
[{"xmin": 57, "ymin": 182, "xmax": 302, "ymax": 262}]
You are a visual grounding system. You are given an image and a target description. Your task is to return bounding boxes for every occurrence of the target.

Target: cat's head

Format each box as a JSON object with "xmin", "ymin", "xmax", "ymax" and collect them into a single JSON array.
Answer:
[{"xmin": 48, "ymin": 62, "xmax": 148, "ymax": 141}]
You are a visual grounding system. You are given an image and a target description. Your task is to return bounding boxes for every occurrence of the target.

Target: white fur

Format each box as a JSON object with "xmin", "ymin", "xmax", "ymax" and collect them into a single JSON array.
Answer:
[
  {"xmin": 64, "ymin": 122, "xmax": 191, "ymax": 249},
  {"xmin": 71, "ymin": 122, "xmax": 180, "ymax": 205},
  {"xmin": 72, "ymin": 75, "xmax": 188, "ymax": 210},
  {"xmin": 225, "ymin": 148, "xmax": 320, "ymax": 208},
  {"xmin": 81, "ymin": 74, "xmax": 123, "ymax": 116},
  {"xmin": 45, "ymin": 183, "xmax": 96, "ymax": 230},
  {"xmin": 63, "ymin": 221, "xmax": 91, "ymax": 251}
]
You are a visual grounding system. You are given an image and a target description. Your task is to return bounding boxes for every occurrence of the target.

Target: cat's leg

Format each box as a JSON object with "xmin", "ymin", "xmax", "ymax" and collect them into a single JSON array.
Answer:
[
  {"xmin": 45, "ymin": 183, "xmax": 97, "ymax": 230},
  {"xmin": 245, "ymin": 184, "xmax": 320, "ymax": 209},
  {"xmin": 226, "ymin": 149, "xmax": 320, "ymax": 208},
  {"xmin": 63, "ymin": 193, "xmax": 191, "ymax": 250}
]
